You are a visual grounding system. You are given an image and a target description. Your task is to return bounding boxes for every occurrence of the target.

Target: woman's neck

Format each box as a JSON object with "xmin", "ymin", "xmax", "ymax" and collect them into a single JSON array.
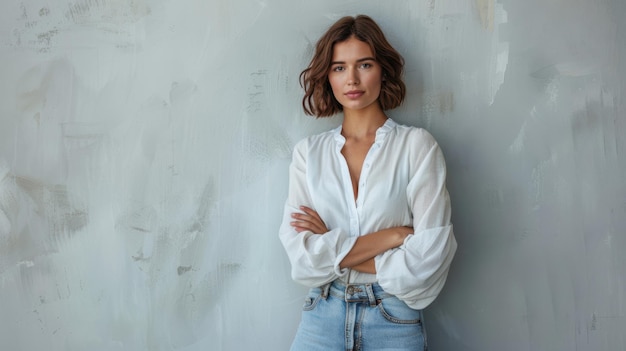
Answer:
[{"xmin": 341, "ymin": 105, "xmax": 388, "ymax": 140}]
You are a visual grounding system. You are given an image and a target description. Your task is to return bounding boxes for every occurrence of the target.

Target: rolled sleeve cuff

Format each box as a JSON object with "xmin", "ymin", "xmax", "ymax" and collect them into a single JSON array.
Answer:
[
  {"xmin": 288, "ymin": 227, "xmax": 357, "ymax": 287},
  {"xmin": 323, "ymin": 228, "xmax": 358, "ymax": 279},
  {"xmin": 375, "ymin": 225, "xmax": 456, "ymax": 309}
]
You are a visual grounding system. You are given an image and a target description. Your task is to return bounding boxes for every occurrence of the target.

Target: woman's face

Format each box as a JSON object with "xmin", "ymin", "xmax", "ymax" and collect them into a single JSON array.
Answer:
[{"xmin": 328, "ymin": 36, "xmax": 383, "ymax": 114}]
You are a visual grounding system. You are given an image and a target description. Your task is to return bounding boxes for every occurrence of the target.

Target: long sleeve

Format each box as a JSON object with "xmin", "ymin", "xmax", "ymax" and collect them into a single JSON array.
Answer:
[
  {"xmin": 374, "ymin": 130, "xmax": 457, "ymax": 310},
  {"xmin": 278, "ymin": 139, "xmax": 358, "ymax": 287}
]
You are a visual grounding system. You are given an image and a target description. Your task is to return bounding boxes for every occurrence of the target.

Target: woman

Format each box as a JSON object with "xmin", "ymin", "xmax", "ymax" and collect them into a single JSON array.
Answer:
[{"xmin": 279, "ymin": 15, "xmax": 457, "ymax": 350}]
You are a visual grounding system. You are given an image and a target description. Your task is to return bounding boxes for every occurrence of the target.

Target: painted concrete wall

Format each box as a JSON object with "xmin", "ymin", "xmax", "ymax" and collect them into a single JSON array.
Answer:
[{"xmin": 1, "ymin": 0, "xmax": 624, "ymax": 350}]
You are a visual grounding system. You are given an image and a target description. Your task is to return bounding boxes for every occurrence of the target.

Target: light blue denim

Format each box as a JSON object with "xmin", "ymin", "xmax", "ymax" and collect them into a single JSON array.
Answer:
[{"xmin": 290, "ymin": 280, "xmax": 427, "ymax": 350}]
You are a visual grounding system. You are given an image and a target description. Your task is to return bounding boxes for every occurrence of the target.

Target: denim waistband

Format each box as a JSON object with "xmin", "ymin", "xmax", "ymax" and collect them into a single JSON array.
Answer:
[{"xmin": 319, "ymin": 280, "xmax": 393, "ymax": 307}]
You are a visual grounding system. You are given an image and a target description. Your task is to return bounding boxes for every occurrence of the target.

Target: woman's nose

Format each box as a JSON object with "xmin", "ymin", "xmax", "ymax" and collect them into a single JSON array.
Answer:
[{"xmin": 347, "ymin": 68, "xmax": 359, "ymax": 85}]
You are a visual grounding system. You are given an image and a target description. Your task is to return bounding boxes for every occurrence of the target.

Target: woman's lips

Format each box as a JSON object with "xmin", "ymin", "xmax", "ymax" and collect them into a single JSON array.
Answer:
[{"xmin": 345, "ymin": 91, "xmax": 364, "ymax": 99}]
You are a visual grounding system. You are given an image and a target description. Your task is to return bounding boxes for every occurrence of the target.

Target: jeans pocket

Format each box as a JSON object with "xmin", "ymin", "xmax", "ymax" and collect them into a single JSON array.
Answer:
[
  {"xmin": 302, "ymin": 288, "xmax": 323, "ymax": 311},
  {"xmin": 376, "ymin": 296, "xmax": 422, "ymax": 324}
]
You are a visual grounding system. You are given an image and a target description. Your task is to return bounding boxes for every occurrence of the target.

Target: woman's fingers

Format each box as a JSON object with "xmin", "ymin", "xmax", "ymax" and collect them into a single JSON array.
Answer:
[
  {"xmin": 290, "ymin": 215, "xmax": 324, "ymax": 233},
  {"xmin": 291, "ymin": 220, "xmax": 322, "ymax": 233},
  {"xmin": 300, "ymin": 206, "xmax": 324, "ymax": 222},
  {"xmin": 290, "ymin": 207, "xmax": 328, "ymax": 234},
  {"xmin": 299, "ymin": 206, "xmax": 327, "ymax": 231}
]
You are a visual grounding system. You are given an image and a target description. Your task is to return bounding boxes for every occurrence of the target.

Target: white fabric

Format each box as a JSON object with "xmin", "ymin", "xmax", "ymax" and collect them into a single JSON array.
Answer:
[{"xmin": 279, "ymin": 118, "xmax": 457, "ymax": 309}]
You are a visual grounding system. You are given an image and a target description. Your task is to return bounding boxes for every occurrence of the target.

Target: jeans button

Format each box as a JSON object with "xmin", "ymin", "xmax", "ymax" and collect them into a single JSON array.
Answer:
[{"xmin": 347, "ymin": 286, "xmax": 354, "ymax": 294}]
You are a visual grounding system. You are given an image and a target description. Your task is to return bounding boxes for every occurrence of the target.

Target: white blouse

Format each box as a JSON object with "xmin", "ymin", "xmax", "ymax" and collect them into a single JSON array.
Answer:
[{"xmin": 279, "ymin": 118, "xmax": 457, "ymax": 310}]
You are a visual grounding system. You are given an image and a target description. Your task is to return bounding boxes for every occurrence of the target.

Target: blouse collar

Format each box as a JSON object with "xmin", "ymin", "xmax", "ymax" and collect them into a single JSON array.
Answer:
[{"xmin": 333, "ymin": 118, "xmax": 396, "ymax": 146}]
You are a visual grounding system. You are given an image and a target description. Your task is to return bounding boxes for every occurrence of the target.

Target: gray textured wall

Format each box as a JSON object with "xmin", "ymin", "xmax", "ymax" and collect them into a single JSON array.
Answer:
[{"xmin": 0, "ymin": 0, "xmax": 624, "ymax": 350}]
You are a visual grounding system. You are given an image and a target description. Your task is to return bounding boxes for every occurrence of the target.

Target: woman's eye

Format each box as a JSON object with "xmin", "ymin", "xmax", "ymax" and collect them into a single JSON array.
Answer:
[
  {"xmin": 360, "ymin": 63, "xmax": 372, "ymax": 69},
  {"xmin": 332, "ymin": 66, "xmax": 344, "ymax": 72}
]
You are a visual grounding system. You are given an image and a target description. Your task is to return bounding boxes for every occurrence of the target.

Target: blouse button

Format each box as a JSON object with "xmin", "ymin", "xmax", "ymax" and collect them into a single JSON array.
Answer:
[{"xmin": 364, "ymin": 163, "xmax": 370, "ymax": 168}]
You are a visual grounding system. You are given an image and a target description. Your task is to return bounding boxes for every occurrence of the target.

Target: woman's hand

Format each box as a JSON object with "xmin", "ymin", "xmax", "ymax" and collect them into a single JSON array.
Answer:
[{"xmin": 291, "ymin": 206, "xmax": 328, "ymax": 234}]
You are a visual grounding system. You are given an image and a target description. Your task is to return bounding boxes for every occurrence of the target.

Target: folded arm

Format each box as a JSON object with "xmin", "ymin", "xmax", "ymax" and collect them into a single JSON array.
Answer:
[
  {"xmin": 291, "ymin": 205, "xmax": 411, "ymax": 272},
  {"xmin": 374, "ymin": 131, "xmax": 457, "ymax": 310}
]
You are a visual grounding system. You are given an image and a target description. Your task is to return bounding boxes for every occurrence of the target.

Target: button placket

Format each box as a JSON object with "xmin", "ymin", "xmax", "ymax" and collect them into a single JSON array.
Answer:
[{"xmin": 356, "ymin": 142, "xmax": 379, "ymax": 209}]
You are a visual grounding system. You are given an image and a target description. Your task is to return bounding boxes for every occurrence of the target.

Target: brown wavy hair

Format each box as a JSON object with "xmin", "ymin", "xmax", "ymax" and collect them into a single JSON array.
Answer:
[{"xmin": 300, "ymin": 15, "xmax": 406, "ymax": 117}]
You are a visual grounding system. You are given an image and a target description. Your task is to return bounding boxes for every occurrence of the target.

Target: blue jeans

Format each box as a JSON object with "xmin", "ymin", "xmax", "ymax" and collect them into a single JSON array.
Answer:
[{"xmin": 290, "ymin": 280, "xmax": 427, "ymax": 350}]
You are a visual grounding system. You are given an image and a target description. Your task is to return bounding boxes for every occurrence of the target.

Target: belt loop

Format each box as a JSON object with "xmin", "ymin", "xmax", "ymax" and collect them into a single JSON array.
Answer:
[
  {"xmin": 365, "ymin": 283, "xmax": 377, "ymax": 307},
  {"xmin": 321, "ymin": 282, "xmax": 331, "ymax": 299}
]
